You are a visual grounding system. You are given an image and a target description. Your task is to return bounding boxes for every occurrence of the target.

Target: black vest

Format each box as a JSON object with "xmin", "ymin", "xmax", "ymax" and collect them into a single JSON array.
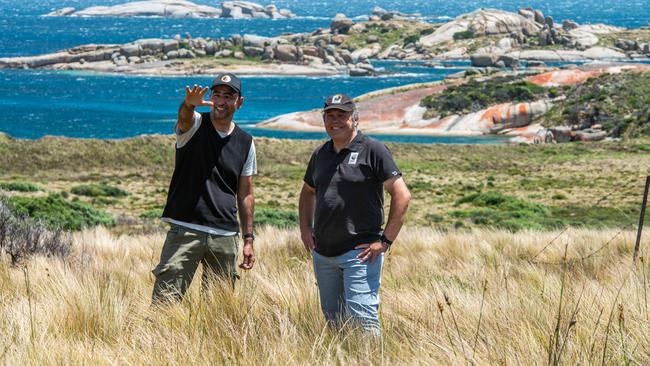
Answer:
[{"xmin": 162, "ymin": 112, "xmax": 253, "ymax": 232}]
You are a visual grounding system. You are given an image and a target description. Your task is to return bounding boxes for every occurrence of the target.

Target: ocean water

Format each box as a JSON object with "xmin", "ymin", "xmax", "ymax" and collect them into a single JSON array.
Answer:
[{"xmin": 1, "ymin": 0, "xmax": 649, "ymax": 142}]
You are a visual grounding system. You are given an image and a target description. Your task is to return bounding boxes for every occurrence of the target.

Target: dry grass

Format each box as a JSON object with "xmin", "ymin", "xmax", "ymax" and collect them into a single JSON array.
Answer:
[{"xmin": 1, "ymin": 225, "xmax": 649, "ymax": 365}]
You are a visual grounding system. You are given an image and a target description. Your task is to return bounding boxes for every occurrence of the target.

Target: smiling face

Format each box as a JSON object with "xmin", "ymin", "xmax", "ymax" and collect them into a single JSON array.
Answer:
[
  {"xmin": 323, "ymin": 108, "xmax": 355, "ymax": 141},
  {"xmin": 210, "ymin": 85, "xmax": 243, "ymax": 122}
]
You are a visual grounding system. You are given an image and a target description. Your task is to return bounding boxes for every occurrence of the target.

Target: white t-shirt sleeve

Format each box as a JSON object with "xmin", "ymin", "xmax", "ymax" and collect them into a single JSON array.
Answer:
[
  {"xmin": 241, "ymin": 140, "xmax": 257, "ymax": 177},
  {"xmin": 175, "ymin": 111, "xmax": 202, "ymax": 148}
]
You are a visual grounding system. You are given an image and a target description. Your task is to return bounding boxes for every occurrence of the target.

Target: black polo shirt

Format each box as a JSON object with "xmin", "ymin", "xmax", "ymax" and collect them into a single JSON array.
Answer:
[{"xmin": 304, "ymin": 132, "xmax": 402, "ymax": 257}]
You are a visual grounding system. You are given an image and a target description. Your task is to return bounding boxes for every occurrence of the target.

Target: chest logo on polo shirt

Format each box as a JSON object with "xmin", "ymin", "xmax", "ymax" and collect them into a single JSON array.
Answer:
[{"xmin": 348, "ymin": 152, "xmax": 358, "ymax": 165}]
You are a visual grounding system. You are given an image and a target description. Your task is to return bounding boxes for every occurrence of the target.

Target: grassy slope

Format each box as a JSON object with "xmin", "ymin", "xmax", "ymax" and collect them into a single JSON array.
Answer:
[
  {"xmin": 1, "ymin": 226, "xmax": 648, "ymax": 364},
  {"xmin": 0, "ymin": 133, "xmax": 648, "ymax": 233}
]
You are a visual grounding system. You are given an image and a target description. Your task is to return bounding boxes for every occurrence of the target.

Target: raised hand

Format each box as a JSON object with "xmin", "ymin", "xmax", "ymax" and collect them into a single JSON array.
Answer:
[{"xmin": 184, "ymin": 84, "xmax": 213, "ymax": 108}]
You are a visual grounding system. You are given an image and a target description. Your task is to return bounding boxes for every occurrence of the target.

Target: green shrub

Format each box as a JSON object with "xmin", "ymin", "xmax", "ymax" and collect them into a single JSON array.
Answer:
[
  {"xmin": 140, "ymin": 208, "xmax": 163, "ymax": 220},
  {"xmin": 420, "ymin": 77, "xmax": 548, "ymax": 117},
  {"xmin": 0, "ymin": 181, "xmax": 41, "ymax": 192},
  {"xmin": 542, "ymin": 72, "xmax": 650, "ymax": 137},
  {"xmin": 452, "ymin": 192, "xmax": 556, "ymax": 231},
  {"xmin": 552, "ymin": 193, "xmax": 567, "ymax": 200},
  {"xmin": 255, "ymin": 207, "xmax": 298, "ymax": 228},
  {"xmin": 453, "ymin": 30, "xmax": 475, "ymax": 40},
  {"xmin": 426, "ymin": 213, "xmax": 444, "ymax": 223},
  {"xmin": 403, "ymin": 34, "xmax": 420, "ymax": 45},
  {"xmin": 8, "ymin": 194, "xmax": 115, "ymax": 230},
  {"xmin": 71, "ymin": 183, "xmax": 129, "ymax": 198}
]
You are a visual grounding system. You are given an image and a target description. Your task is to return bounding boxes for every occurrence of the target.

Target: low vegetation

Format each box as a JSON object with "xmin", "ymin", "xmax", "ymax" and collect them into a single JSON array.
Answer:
[
  {"xmin": 451, "ymin": 191, "xmax": 556, "ymax": 231},
  {"xmin": 453, "ymin": 29, "xmax": 475, "ymax": 40},
  {"xmin": 254, "ymin": 206, "xmax": 299, "ymax": 228},
  {"xmin": 420, "ymin": 76, "xmax": 550, "ymax": 118},
  {"xmin": 0, "ymin": 181, "xmax": 41, "ymax": 192},
  {"xmin": 8, "ymin": 194, "xmax": 114, "ymax": 231},
  {"xmin": 71, "ymin": 183, "xmax": 129, "ymax": 198},
  {"xmin": 542, "ymin": 71, "xmax": 650, "ymax": 137},
  {"xmin": 596, "ymin": 28, "xmax": 650, "ymax": 48},
  {"xmin": 0, "ymin": 134, "xmax": 647, "ymax": 235},
  {"xmin": 343, "ymin": 20, "xmax": 433, "ymax": 50}
]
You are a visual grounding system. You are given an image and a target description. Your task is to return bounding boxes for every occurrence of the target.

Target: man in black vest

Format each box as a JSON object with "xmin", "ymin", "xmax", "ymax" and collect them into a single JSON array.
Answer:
[
  {"xmin": 299, "ymin": 94, "xmax": 411, "ymax": 335},
  {"xmin": 152, "ymin": 73, "xmax": 256, "ymax": 303}
]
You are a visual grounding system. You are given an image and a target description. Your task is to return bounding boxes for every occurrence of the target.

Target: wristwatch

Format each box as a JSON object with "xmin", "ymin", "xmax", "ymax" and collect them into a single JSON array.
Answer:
[
  {"xmin": 380, "ymin": 234, "xmax": 393, "ymax": 248},
  {"xmin": 243, "ymin": 233, "xmax": 255, "ymax": 241}
]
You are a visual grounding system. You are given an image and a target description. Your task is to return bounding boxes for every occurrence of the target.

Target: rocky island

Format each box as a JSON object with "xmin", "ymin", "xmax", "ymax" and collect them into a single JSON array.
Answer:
[
  {"xmin": 3, "ymin": 6, "xmax": 650, "ymax": 76},
  {"xmin": 46, "ymin": 0, "xmax": 295, "ymax": 19}
]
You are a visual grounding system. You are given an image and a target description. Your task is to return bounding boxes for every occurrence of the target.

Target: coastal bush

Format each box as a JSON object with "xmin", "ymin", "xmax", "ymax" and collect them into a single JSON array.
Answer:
[
  {"xmin": 542, "ymin": 71, "xmax": 650, "ymax": 137},
  {"xmin": 420, "ymin": 76, "xmax": 548, "ymax": 117},
  {"xmin": 451, "ymin": 192, "xmax": 559, "ymax": 231},
  {"xmin": 451, "ymin": 191, "xmax": 638, "ymax": 231},
  {"xmin": 345, "ymin": 23, "xmax": 410, "ymax": 49},
  {"xmin": 426, "ymin": 213, "xmax": 444, "ymax": 223},
  {"xmin": 8, "ymin": 194, "xmax": 114, "ymax": 231},
  {"xmin": 550, "ymin": 205, "xmax": 638, "ymax": 228},
  {"xmin": 403, "ymin": 34, "xmax": 420, "ymax": 45},
  {"xmin": 0, "ymin": 198, "xmax": 71, "ymax": 265},
  {"xmin": 0, "ymin": 181, "xmax": 41, "ymax": 192},
  {"xmin": 140, "ymin": 208, "xmax": 163, "ymax": 220},
  {"xmin": 71, "ymin": 183, "xmax": 128, "ymax": 198},
  {"xmin": 255, "ymin": 207, "xmax": 298, "ymax": 228},
  {"xmin": 453, "ymin": 30, "xmax": 475, "ymax": 40}
]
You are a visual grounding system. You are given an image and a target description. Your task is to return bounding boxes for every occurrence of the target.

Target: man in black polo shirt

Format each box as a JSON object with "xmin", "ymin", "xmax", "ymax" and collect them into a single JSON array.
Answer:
[
  {"xmin": 152, "ymin": 73, "xmax": 256, "ymax": 303},
  {"xmin": 298, "ymin": 94, "xmax": 411, "ymax": 335}
]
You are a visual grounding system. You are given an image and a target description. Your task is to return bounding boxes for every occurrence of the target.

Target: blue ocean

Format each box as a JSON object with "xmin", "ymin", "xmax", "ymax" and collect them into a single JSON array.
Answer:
[{"xmin": 1, "ymin": 0, "xmax": 649, "ymax": 143}]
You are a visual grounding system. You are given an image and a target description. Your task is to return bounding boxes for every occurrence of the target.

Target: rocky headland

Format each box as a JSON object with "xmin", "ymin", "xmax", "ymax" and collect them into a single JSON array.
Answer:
[
  {"xmin": 257, "ymin": 63, "xmax": 650, "ymax": 143},
  {"xmin": 46, "ymin": 0, "xmax": 295, "ymax": 19}
]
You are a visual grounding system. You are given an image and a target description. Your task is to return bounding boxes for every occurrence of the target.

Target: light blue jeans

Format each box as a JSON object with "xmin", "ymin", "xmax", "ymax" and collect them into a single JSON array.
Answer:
[{"xmin": 312, "ymin": 248, "xmax": 384, "ymax": 336}]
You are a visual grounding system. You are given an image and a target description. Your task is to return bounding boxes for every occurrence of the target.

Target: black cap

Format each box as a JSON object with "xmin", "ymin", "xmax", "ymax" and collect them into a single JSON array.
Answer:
[
  {"xmin": 323, "ymin": 94, "xmax": 355, "ymax": 112},
  {"xmin": 211, "ymin": 73, "xmax": 241, "ymax": 95}
]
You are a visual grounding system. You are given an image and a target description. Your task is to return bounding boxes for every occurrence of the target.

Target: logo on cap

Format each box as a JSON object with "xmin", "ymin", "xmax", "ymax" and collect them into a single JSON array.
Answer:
[
  {"xmin": 221, "ymin": 75, "xmax": 231, "ymax": 83},
  {"xmin": 332, "ymin": 94, "xmax": 342, "ymax": 104}
]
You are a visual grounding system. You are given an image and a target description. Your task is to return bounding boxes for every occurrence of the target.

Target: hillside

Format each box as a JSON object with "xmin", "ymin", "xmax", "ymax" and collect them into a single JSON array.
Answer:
[{"xmin": 0, "ymin": 134, "xmax": 648, "ymax": 234}]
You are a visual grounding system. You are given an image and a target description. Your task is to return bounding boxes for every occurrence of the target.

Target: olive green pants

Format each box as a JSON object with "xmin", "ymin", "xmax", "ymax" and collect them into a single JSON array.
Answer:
[{"xmin": 152, "ymin": 224, "xmax": 239, "ymax": 303}]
